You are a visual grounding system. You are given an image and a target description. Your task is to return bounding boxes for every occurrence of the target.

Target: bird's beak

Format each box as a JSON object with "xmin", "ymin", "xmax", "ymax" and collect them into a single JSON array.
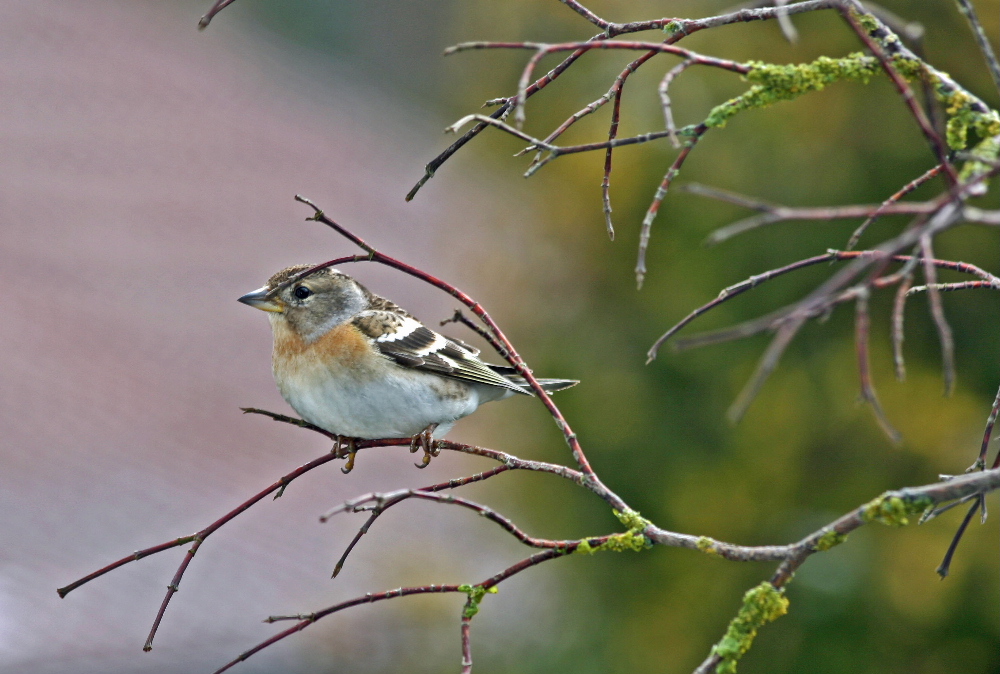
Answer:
[{"xmin": 238, "ymin": 286, "xmax": 285, "ymax": 313}]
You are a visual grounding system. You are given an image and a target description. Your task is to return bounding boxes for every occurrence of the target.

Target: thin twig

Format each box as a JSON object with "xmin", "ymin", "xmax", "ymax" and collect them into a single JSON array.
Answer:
[
  {"xmin": 460, "ymin": 612, "xmax": 474, "ymax": 674},
  {"xmin": 839, "ymin": 6, "xmax": 960, "ymax": 189},
  {"xmin": 198, "ymin": 0, "xmax": 237, "ymax": 29},
  {"xmin": 327, "ymin": 466, "xmax": 511, "ymax": 578},
  {"xmin": 660, "ymin": 60, "xmax": 696, "ymax": 148},
  {"xmin": 213, "ymin": 548, "xmax": 575, "ymax": 674},
  {"xmin": 854, "ymin": 290, "xmax": 901, "ymax": 442},
  {"xmin": 647, "ymin": 247, "xmax": 997, "ymax": 363},
  {"xmin": 293, "ymin": 198, "xmax": 616, "ymax": 498},
  {"xmin": 919, "ymin": 235, "xmax": 956, "ymax": 394},
  {"xmin": 440, "ymin": 309, "xmax": 511, "ymax": 361},
  {"xmin": 976, "ymin": 383, "xmax": 1000, "ymax": 469},
  {"xmin": 602, "ymin": 50, "xmax": 660, "ymax": 240},
  {"xmin": 953, "ymin": 0, "xmax": 1000, "ymax": 98},
  {"xmin": 323, "ymin": 489, "xmax": 579, "ymax": 549},
  {"xmin": 775, "ymin": 0, "xmax": 799, "ymax": 43},
  {"xmin": 445, "ymin": 41, "xmax": 751, "ymax": 129},
  {"xmin": 636, "ymin": 125, "xmax": 707, "ymax": 288},
  {"xmin": 891, "ymin": 273, "xmax": 913, "ymax": 380},
  {"xmin": 847, "ymin": 164, "xmax": 943, "ymax": 249},
  {"xmin": 907, "ymin": 280, "xmax": 999, "ymax": 295},
  {"xmin": 936, "ymin": 497, "xmax": 983, "ymax": 578}
]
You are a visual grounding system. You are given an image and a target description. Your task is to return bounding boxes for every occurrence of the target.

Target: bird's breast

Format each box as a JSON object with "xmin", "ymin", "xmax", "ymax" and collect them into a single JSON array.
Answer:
[
  {"xmin": 268, "ymin": 319, "xmax": 480, "ymax": 438},
  {"xmin": 272, "ymin": 320, "xmax": 373, "ymax": 377}
]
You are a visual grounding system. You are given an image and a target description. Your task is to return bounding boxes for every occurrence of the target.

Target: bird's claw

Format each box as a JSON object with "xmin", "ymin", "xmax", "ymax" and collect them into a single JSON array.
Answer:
[
  {"xmin": 336, "ymin": 436, "xmax": 358, "ymax": 474},
  {"xmin": 410, "ymin": 424, "xmax": 439, "ymax": 469}
]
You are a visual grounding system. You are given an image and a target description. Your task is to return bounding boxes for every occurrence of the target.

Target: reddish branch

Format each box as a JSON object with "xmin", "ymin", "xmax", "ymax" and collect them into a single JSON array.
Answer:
[
  {"xmin": 407, "ymin": 0, "xmax": 849, "ymax": 201},
  {"xmin": 95, "ymin": 0, "xmax": 1000, "ymax": 670},
  {"xmin": 839, "ymin": 8, "xmax": 960, "ymax": 189},
  {"xmin": 847, "ymin": 164, "xmax": 943, "ymax": 249},
  {"xmin": 436, "ymin": 0, "xmax": 994, "ymax": 295},
  {"xmin": 61, "ymin": 195, "xmax": 1000, "ymax": 672}
]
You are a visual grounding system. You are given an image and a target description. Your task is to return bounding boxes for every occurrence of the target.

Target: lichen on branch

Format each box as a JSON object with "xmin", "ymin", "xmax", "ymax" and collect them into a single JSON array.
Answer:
[
  {"xmin": 704, "ymin": 52, "xmax": 881, "ymax": 129},
  {"xmin": 575, "ymin": 509, "xmax": 653, "ymax": 554},
  {"xmin": 861, "ymin": 493, "xmax": 934, "ymax": 527},
  {"xmin": 458, "ymin": 584, "xmax": 499, "ymax": 619},
  {"xmin": 711, "ymin": 582, "xmax": 790, "ymax": 674}
]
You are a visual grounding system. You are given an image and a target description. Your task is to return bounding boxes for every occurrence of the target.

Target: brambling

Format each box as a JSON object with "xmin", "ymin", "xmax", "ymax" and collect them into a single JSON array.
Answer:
[{"xmin": 239, "ymin": 265, "xmax": 577, "ymax": 465}]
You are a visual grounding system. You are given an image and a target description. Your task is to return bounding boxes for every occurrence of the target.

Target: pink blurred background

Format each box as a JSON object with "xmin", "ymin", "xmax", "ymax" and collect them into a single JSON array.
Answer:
[{"xmin": 1, "ymin": 2, "xmax": 572, "ymax": 672}]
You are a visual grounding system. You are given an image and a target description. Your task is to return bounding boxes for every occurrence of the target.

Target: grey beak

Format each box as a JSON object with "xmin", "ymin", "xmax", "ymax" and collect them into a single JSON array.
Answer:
[{"xmin": 238, "ymin": 286, "xmax": 284, "ymax": 313}]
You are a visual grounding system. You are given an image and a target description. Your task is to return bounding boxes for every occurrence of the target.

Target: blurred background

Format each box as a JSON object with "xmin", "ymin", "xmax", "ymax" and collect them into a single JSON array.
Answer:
[{"xmin": 2, "ymin": 1, "xmax": 999, "ymax": 672}]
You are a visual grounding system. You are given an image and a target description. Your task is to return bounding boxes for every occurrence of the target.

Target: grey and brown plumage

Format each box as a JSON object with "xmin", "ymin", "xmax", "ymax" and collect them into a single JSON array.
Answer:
[{"xmin": 239, "ymin": 265, "xmax": 577, "ymax": 440}]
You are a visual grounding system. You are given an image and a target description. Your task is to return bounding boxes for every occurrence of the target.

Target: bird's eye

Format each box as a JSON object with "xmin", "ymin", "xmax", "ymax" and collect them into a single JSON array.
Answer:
[{"xmin": 293, "ymin": 286, "xmax": 313, "ymax": 300}]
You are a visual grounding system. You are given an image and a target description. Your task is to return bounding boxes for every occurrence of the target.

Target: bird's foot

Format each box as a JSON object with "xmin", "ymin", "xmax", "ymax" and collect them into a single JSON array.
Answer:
[
  {"xmin": 410, "ymin": 424, "xmax": 440, "ymax": 469},
  {"xmin": 336, "ymin": 436, "xmax": 359, "ymax": 474}
]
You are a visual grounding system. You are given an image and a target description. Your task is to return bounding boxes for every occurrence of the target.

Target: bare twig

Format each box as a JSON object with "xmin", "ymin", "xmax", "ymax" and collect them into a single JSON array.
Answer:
[
  {"xmin": 289, "ymin": 198, "xmax": 631, "ymax": 518},
  {"xmin": 935, "ymin": 498, "xmax": 984, "ymax": 578},
  {"xmin": 660, "ymin": 60, "xmax": 696, "ymax": 148},
  {"xmin": 846, "ymin": 164, "xmax": 943, "ymax": 249},
  {"xmin": 636, "ymin": 125, "xmax": 706, "ymax": 288},
  {"xmin": 440, "ymin": 308, "xmax": 511, "ymax": 361},
  {"xmin": 854, "ymin": 291, "xmax": 901, "ymax": 442},
  {"xmin": 460, "ymin": 611, "xmax": 474, "ymax": 674},
  {"xmin": 919, "ymin": 235, "xmax": 956, "ymax": 394},
  {"xmin": 976, "ymin": 383, "xmax": 1000, "ymax": 470},
  {"xmin": 602, "ymin": 50, "xmax": 660, "ymax": 240},
  {"xmin": 774, "ymin": 0, "xmax": 798, "ymax": 42},
  {"xmin": 445, "ymin": 41, "xmax": 750, "ymax": 129},
  {"xmin": 213, "ymin": 548, "xmax": 576, "ymax": 674},
  {"xmin": 647, "ymin": 247, "xmax": 999, "ymax": 363},
  {"xmin": 953, "ymin": 0, "xmax": 1000, "ymax": 98},
  {"xmin": 839, "ymin": 6, "xmax": 960, "ymax": 189},
  {"xmin": 326, "ymin": 466, "xmax": 511, "ymax": 578},
  {"xmin": 891, "ymin": 272, "xmax": 913, "ymax": 380},
  {"xmin": 198, "ymin": 0, "xmax": 237, "ymax": 29}
]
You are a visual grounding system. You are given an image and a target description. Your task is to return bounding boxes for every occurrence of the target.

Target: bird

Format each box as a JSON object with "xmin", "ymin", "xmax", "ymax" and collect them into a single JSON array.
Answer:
[{"xmin": 238, "ymin": 264, "xmax": 577, "ymax": 468}]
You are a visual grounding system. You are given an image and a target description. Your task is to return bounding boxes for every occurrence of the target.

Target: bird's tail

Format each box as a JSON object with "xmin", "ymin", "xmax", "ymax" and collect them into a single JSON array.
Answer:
[{"xmin": 488, "ymin": 365, "xmax": 579, "ymax": 395}]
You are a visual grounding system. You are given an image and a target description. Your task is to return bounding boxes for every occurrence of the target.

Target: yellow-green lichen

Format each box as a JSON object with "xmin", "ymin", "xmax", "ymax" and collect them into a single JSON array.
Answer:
[
  {"xmin": 712, "ymin": 582, "xmax": 789, "ymax": 674},
  {"xmin": 959, "ymin": 134, "xmax": 1000, "ymax": 185},
  {"xmin": 862, "ymin": 494, "xmax": 933, "ymax": 527},
  {"xmin": 813, "ymin": 529, "xmax": 848, "ymax": 551},
  {"xmin": 702, "ymin": 49, "xmax": 1000, "ymax": 153},
  {"xmin": 852, "ymin": 8, "xmax": 881, "ymax": 34},
  {"xmin": 697, "ymin": 536, "xmax": 721, "ymax": 556},
  {"xmin": 614, "ymin": 508, "xmax": 652, "ymax": 531},
  {"xmin": 663, "ymin": 20, "xmax": 684, "ymax": 37},
  {"xmin": 704, "ymin": 53, "xmax": 880, "ymax": 129},
  {"xmin": 458, "ymin": 584, "xmax": 498, "ymax": 619},
  {"xmin": 575, "ymin": 509, "xmax": 652, "ymax": 555},
  {"xmin": 884, "ymin": 55, "xmax": 1000, "ymax": 150},
  {"xmin": 575, "ymin": 531, "xmax": 649, "ymax": 555},
  {"xmin": 941, "ymin": 88, "xmax": 1000, "ymax": 150}
]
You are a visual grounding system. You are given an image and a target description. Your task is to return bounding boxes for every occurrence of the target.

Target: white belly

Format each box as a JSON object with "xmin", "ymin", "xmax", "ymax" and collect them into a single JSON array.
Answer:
[{"xmin": 276, "ymin": 361, "xmax": 483, "ymax": 439}]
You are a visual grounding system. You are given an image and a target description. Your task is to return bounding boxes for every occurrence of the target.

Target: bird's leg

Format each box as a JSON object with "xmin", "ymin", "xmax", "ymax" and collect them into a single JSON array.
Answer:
[
  {"xmin": 338, "ymin": 436, "xmax": 358, "ymax": 474},
  {"xmin": 411, "ymin": 423, "xmax": 439, "ymax": 469}
]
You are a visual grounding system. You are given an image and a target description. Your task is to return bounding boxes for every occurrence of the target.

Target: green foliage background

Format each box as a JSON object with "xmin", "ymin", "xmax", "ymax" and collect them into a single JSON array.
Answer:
[{"xmin": 240, "ymin": 1, "xmax": 999, "ymax": 672}]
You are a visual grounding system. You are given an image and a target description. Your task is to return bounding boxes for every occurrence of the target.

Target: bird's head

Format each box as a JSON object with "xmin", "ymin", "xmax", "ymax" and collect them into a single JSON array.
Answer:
[{"xmin": 238, "ymin": 264, "xmax": 368, "ymax": 342}]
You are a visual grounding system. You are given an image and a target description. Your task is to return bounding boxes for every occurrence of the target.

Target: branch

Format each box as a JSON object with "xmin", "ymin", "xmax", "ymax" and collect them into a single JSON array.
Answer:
[
  {"xmin": 647, "ymin": 248, "xmax": 1000, "ymax": 363},
  {"xmin": 839, "ymin": 5, "xmax": 960, "ymax": 188},
  {"xmin": 681, "ymin": 182, "xmax": 940, "ymax": 244},
  {"xmin": 691, "ymin": 466, "xmax": 1000, "ymax": 673},
  {"xmin": 198, "ymin": 0, "xmax": 237, "ymax": 29},
  {"xmin": 291, "ymin": 196, "xmax": 621, "ymax": 501},
  {"xmin": 847, "ymin": 164, "xmax": 943, "ymax": 249},
  {"xmin": 953, "ymin": 0, "xmax": 1000, "ymax": 99},
  {"xmin": 212, "ymin": 547, "xmax": 576, "ymax": 674}
]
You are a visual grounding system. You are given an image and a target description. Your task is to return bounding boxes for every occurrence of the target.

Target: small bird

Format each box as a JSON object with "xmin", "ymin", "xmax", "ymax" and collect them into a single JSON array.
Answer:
[{"xmin": 239, "ymin": 265, "xmax": 577, "ymax": 465}]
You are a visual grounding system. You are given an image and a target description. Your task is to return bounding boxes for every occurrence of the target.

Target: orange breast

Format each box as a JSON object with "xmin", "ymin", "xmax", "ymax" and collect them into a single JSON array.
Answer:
[{"xmin": 273, "ymin": 321, "xmax": 374, "ymax": 377}]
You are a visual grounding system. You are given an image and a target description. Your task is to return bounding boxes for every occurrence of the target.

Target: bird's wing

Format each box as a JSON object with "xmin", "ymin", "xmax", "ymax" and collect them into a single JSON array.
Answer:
[{"xmin": 352, "ymin": 310, "xmax": 528, "ymax": 393}]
